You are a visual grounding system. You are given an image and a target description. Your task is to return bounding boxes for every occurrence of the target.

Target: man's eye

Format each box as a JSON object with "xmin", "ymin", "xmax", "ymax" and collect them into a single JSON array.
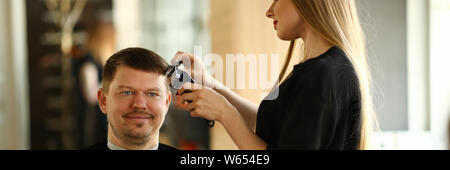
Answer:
[
  {"xmin": 122, "ymin": 91, "xmax": 133, "ymax": 95},
  {"xmin": 148, "ymin": 92, "xmax": 159, "ymax": 97}
]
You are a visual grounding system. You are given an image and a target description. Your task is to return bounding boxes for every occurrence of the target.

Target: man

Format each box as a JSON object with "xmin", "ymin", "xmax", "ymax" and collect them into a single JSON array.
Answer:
[{"xmin": 86, "ymin": 47, "xmax": 176, "ymax": 150}]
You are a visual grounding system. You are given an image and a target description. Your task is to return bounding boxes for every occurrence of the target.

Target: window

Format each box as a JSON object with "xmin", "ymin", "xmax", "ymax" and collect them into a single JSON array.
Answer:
[{"xmin": 372, "ymin": 0, "xmax": 450, "ymax": 149}]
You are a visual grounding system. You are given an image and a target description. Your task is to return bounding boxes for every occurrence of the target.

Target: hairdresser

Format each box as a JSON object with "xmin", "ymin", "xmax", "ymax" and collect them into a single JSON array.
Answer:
[{"xmin": 172, "ymin": 0, "xmax": 376, "ymax": 150}]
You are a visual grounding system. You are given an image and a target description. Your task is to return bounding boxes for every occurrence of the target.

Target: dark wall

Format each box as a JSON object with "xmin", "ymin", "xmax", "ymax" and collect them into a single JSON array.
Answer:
[{"xmin": 26, "ymin": 0, "xmax": 112, "ymax": 149}]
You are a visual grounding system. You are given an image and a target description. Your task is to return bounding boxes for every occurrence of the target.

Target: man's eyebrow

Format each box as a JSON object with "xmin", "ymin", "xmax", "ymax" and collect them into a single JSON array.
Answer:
[
  {"xmin": 117, "ymin": 85, "xmax": 162, "ymax": 92},
  {"xmin": 145, "ymin": 88, "xmax": 162, "ymax": 92},
  {"xmin": 117, "ymin": 85, "xmax": 134, "ymax": 89}
]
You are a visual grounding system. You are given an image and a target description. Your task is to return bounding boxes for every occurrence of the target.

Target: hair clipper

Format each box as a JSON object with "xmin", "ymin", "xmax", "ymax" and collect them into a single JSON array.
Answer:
[{"xmin": 165, "ymin": 61, "xmax": 215, "ymax": 128}]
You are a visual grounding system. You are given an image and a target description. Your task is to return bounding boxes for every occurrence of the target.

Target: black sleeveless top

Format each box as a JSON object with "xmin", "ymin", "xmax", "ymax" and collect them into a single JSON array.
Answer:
[{"xmin": 256, "ymin": 47, "xmax": 362, "ymax": 150}]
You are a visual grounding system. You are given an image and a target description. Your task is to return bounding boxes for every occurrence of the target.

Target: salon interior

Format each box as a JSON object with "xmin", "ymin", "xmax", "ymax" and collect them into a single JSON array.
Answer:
[{"xmin": 1, "ymin": 0, "xmax": 449, "ymax": 150}]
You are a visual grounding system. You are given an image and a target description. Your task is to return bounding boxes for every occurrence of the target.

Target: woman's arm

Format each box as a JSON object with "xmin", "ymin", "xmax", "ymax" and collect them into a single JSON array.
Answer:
[
  {"xmin": 220, "ymin": 106, "xmax": 267, "ymax": 150},
  {"xmin": 212, "ymin": 80, "xmax": 259, "ymax": 130},
  {"xmin": 176, "ymin": 83, "xmax": 267, "ymax": 150}
]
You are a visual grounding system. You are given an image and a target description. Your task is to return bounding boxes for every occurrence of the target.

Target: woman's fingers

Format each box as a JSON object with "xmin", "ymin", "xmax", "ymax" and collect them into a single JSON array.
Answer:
[
  {"xmin": 170, "ymin": 51, "xmax": 186, "ymax": 65},
  {"xmin": 186, "ymin": 102, "xmax": 197, "ymax": 112},
  {"xmin": 174, "ymin": 82, "xmax": 225, "ymax": 121},
  {"xmin": 174, "ymin": 94, "xmax": 188, "ymax": 110},
  {"xmin": 175, "ymin": 82, "xmax": 200, "ymax": 110},
  {"xmin": 179, "ymin": 91, "xmax": 196, "ymax": 104},
  {"xmin": 171, "ymin": 51, "xmax": 194, "ymax": 67},
  {"xmin": 176, "ymin": 82, "xmax": 201, "ymax": 95},
  {"xmin": 190, "ymin": 110, "xmax": 201, "ymax": 118},
  {"xmin": 170, "ymin": 51, "xmax": 217, "ymax": 89}
]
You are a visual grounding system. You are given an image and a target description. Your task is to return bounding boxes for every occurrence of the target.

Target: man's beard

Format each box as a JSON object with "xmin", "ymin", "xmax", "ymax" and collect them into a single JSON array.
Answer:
[{"xmin": 108, "ymin": 109, "xmax": 155, "ymax": 146}]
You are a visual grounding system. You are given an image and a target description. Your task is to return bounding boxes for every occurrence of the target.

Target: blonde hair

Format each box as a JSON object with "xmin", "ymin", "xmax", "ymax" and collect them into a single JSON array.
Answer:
[{"xmin": 279, "ymin": 0, "xmax": 377, "ymax": 150}]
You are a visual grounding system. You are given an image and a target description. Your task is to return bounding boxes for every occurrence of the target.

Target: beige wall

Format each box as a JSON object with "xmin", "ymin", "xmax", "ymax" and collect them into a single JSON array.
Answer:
[
  {"xmin": 208, "ymin": 0, "xmax": 303, "ymax": 150},
  {"xmin": 0, "ymin": 0, "xmax": 29, "ymax": 149}
]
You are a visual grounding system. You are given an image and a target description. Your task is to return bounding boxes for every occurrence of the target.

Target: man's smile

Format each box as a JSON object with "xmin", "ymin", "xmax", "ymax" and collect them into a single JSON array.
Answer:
[{"xmin": 123, "ymin": 113, "xmax": 155, "ymax": 122}]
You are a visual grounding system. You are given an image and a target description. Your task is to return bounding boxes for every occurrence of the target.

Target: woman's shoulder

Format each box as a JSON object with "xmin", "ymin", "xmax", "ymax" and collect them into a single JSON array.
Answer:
[
  {"xmin": 297, "ymin": 47, "xmax": 351, "ymax": 69},
  {"xmin": 287, "ymin": 47, "xmax": 358, "ymax": 93}
]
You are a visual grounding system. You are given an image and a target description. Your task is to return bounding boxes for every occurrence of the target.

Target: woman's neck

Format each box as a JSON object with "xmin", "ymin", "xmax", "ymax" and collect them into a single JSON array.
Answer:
[{"xmin": 302, "ymin": 29, "xmax": 334, "ymax": 63}]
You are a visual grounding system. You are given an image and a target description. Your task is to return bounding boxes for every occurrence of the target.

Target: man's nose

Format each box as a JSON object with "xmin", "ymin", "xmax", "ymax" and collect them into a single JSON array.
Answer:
[{"xmin": 132, "ymin": 93, "xmax": 147, "ymax": 110}]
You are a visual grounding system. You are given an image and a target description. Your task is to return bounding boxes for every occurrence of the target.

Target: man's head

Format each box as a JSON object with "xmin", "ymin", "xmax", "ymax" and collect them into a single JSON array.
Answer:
[{"xmin": 97, "ymin": 47, "xmax": 171, "ymax": 148}]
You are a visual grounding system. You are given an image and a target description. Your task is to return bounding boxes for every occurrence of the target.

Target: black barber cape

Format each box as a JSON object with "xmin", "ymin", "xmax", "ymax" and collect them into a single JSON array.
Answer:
[
  {"xmin": 256, "ymin": 46, "xmax": 362, "ymax": 150},
  {"xmin": 85, "ymin": 140, "xmax": 177, "ymax": 150}
]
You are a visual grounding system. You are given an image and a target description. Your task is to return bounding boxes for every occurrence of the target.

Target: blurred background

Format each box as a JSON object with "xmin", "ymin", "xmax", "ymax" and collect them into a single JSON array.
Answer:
[{"xmin": 0, "ymin": 0, "xmax": 449, "ymax": 150}]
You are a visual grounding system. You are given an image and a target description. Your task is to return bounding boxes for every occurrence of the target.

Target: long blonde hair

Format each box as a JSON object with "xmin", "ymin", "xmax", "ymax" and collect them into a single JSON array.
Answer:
[{"xmin": 279, "ymin": 0, "xmax": 376, "ymax": 150}]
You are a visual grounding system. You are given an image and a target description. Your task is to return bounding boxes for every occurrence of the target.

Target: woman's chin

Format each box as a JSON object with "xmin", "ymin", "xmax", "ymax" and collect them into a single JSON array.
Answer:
[{"xmin": 277, "ymin": 32, "xmax": 299, "ymax": 41}]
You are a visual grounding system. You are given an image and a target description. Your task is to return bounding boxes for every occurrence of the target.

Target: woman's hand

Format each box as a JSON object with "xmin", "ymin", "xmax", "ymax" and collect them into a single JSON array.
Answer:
[
  {"xmin": 171, "ymin": 51, "xmax": 219, "ymax": 89},
  {"xmin": 175, "ymin": 83, "xmax": 237, "ymax": 123},
  {"xmin": 175, "ymin": 83, "xmax": 268, "ymax": 150}
]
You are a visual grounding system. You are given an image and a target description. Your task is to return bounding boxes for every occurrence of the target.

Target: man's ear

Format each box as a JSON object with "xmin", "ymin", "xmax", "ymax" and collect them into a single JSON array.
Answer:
[
  {"xmin": 98, "ymin": 88, "xmax": 107, "ymax": 115},
  {"xmin": 166, "ymin": 91, "xmax": 172, "ymax": 109}
]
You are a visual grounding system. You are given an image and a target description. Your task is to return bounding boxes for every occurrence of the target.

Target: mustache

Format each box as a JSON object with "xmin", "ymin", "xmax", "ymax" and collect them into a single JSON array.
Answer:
[{"xmin": 123, "ymin": 110, "xmax": 155, "ymax": 118}]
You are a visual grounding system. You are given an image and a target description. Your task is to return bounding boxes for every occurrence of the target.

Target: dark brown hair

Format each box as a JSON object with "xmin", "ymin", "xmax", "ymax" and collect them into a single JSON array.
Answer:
[{"xmin": 102, "ymin": 47, "xmax": 169, "ymax": 92}]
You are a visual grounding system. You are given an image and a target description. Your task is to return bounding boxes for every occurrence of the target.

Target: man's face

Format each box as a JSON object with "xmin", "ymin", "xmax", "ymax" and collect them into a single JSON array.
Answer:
[{"xmin": 98, "ymin": 66, "xmax": 171, "ymax": 144}]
